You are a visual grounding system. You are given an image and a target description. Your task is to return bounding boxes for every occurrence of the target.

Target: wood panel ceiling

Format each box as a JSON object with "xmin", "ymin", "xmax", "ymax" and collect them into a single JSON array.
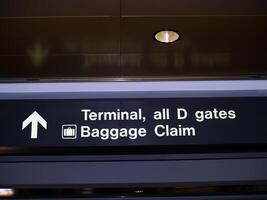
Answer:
[{"xmin": 0, "ymin": 0, "xmax": 266, "ymax": 80}]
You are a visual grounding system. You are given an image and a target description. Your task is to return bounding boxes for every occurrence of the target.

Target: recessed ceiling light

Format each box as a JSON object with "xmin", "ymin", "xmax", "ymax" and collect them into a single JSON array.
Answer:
[{"xmin": 154, "ymin": 30, "xmax": 180, "ymax": 43}]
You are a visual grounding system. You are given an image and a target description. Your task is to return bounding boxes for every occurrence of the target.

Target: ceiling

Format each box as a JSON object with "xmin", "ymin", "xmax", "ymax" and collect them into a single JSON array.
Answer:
[{"xmin": 0, "ymin": 0, "xmax": 267, "ymax": 80}]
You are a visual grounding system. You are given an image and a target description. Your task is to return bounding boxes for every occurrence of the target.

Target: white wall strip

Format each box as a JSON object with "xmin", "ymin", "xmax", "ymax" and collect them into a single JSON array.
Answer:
[{"xmin": 0, "ymin": 80, "xmax": 266, "ymax": 93}]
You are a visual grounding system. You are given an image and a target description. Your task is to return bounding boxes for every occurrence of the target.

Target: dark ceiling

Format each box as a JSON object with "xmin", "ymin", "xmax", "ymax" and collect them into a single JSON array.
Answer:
[{"xmin": 0, "ymin": 0, "xmax": 267, "ymax": 80}]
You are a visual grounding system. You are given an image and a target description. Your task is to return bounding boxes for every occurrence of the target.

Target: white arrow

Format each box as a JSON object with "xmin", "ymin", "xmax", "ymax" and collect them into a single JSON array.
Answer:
[{"xmin": 22, "ymin": 111, "xmax": 47, "ymax": 139}]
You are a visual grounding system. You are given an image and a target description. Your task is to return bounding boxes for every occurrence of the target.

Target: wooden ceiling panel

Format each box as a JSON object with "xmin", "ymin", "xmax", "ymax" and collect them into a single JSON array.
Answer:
[
  {"xmin": 120, "ymin": 16, "xmax": 267, "ymax": 77},
  {"xmin": 0, "ymin": 0, "xmax": 267, "ymax": 79},
  {"xmin": 122, "ymin": 0, "xmax": 267, "ymax": 16},
  {"xmin": 0, "ymin": 0, "xmax": 120, "ymax": 17},
  {"xmin": 0, "ymin": 18, "xmax": 120, "ymax": 54},
  {"xmin": 121, "ymin": 16, "xmax": 267, "ymax": 53}
]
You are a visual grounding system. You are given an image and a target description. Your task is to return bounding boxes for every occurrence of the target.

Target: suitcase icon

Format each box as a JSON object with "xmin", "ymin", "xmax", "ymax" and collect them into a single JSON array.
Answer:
[
  {"xmin": 62, "ymin": 125, "xmax": 77, "ymax": 139},
  {"xmin": 64, "ymin": 127, "xmax": 74, "ymax": 136}
]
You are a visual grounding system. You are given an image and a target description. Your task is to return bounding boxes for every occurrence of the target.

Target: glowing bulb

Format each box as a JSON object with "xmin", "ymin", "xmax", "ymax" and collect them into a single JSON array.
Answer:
[{"xmin": 154, "ymin": 30, "xmax": 180, "ymax": 43}]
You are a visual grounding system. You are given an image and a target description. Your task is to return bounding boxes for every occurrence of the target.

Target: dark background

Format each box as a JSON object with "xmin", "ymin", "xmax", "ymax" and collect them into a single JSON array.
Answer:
[
  {"xmin": 0, "ymin": 97, "xmax": 266, "ymax": 147},
  {"xmin": 0, "ymin": 0, "xmax": 267, "ymax": 80}
]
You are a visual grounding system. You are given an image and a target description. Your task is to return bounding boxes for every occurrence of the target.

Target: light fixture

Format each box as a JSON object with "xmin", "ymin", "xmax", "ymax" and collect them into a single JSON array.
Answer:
[
  {"xmin": 0, "ymin": 189, "xmax": 15, "ymax": 197},
  {"xmin": 154, "ymin": 30, "xmax": 180, "ymax": 43}
]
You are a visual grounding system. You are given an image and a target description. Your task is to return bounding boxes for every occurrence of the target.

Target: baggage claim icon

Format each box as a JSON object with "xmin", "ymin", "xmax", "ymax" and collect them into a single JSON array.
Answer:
[{"xmin": 62, "ymin": 124, "xmax": 77, "ymax": 139}]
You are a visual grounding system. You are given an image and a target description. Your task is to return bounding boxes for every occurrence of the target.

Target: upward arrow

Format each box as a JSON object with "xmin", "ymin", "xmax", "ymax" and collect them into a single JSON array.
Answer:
[{"xmin": 22, "ymin": 111, "xmax": 47, "ymax": 139}]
